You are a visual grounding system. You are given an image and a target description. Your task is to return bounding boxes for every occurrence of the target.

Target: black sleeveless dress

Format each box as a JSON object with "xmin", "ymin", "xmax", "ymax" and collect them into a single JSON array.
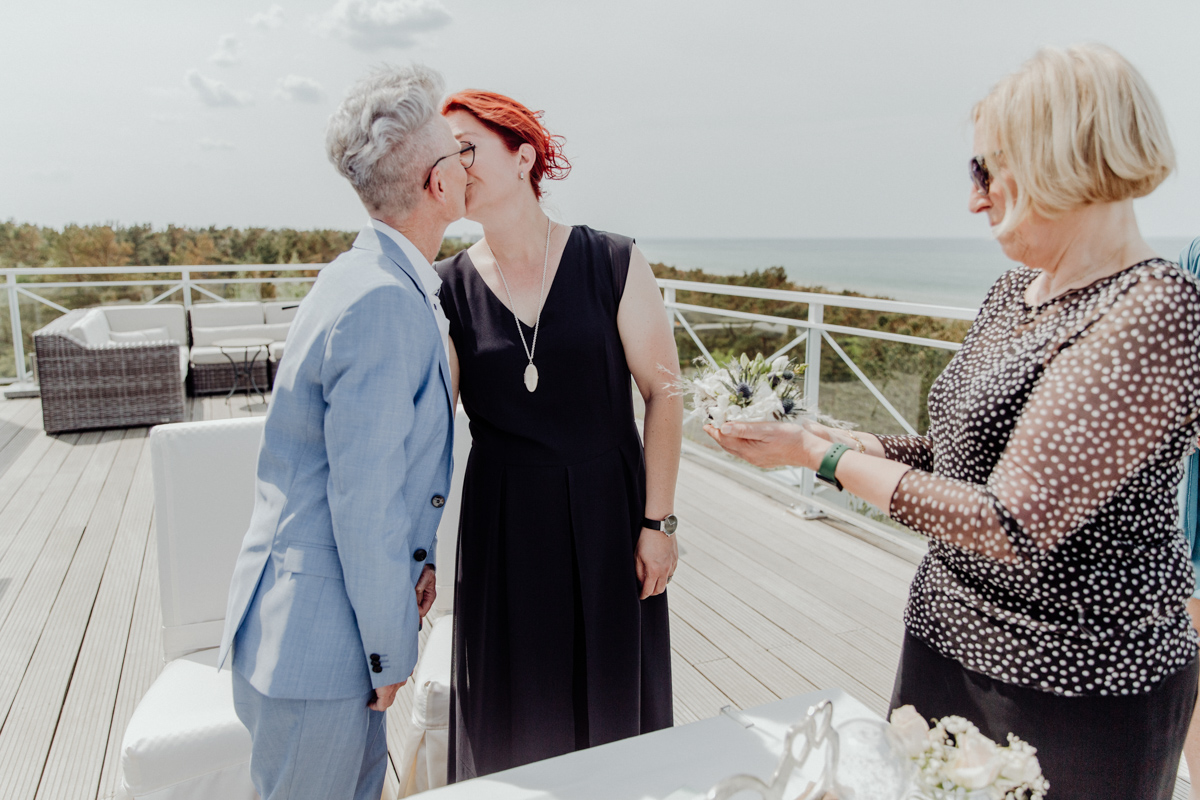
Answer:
[{"xmin": 436, "ymin": 225, "xmax": 673, "ymax": 782}]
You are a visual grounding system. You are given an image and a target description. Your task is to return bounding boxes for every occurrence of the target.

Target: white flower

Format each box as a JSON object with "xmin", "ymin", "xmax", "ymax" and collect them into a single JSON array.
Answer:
[
  {"xmin": 998, "ymin": 738, "xmax": 1043, "ymax": 786},
  {"xmin": 888, "ymin": 705, "xmax": 931, "ymax": 758},
  {"xmin": 943, "ymin": 731, "xmax": 1003, "ymax": 790},
  {"xmin": 771, "ymin": 355, "xmax": 790, "ymax": 374}
]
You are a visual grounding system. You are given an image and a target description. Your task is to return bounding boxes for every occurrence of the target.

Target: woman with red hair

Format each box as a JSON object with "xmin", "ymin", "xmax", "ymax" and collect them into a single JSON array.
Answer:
[{"xmin": 435, "ymin": 90, "xmax": 683, "ymax": 780}]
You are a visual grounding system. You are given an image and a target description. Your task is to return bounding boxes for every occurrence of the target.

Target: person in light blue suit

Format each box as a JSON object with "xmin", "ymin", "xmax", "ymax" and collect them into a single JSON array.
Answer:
[{"xmin": 218, "ymin": 65, "xmax": 469, "ymax": 800}]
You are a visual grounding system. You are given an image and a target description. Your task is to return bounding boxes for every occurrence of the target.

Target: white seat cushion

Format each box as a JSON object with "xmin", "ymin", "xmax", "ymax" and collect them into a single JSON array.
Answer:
[
  {"xmin": 110, "ymin": 327, "xmax": 171, "ymax": 343},
  {"xmin": 104, "ymin": 304, "xmax": 188, "ymax": 344},
  {"xmin": 191, "ymin": 323, "xmax": 290, "ymax": 348},
  {"xmin": 189, "ymin": 345, "xmax": 273, "ymax": 366},
  {"xmin": 268, "ymin": 341, "xmax": 285, "ymax": 362},
  {"xmin": 119, "ymin": 650, "xmax": 254, "ymax": 800},
  {"xmin": 189, "ymin": 302, "xmax": 264, "ymax": 328},
  {"xmin": 68, "ymin": 309, "xmax": 111, "ymax": 346}
]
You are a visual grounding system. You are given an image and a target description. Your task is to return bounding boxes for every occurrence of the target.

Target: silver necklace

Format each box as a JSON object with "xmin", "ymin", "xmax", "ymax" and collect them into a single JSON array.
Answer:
[{"xmin": 490, "ymin": 217, "xmax": 552, "ymax": 392}]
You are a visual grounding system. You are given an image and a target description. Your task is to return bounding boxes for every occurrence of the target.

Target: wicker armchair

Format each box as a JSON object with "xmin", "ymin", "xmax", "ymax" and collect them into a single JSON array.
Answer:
[{"xmin": 34, "ymin": 308, "xmax": 187, "ymax": 434}]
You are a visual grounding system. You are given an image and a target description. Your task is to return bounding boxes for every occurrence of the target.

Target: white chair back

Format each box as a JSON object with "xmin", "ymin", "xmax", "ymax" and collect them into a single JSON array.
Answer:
[{"xmin": 150, "ymin": 417, "xmax": 265, "ymax": 662}]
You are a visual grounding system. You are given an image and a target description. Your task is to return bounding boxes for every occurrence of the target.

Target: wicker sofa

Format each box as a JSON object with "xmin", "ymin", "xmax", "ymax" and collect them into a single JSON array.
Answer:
[
  {"xmin": 33, "ymin": 305, "xmax": 188, "ymax": 434},
  {"xmin": 187, "ymin": 301, "xmax": 296, "ymax": 395}
]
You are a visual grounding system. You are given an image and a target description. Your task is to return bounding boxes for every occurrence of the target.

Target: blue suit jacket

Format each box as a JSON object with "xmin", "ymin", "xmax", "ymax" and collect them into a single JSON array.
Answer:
[{"xmin": 218, "ymin": 226, "xmax": 453, "ymax": 700}]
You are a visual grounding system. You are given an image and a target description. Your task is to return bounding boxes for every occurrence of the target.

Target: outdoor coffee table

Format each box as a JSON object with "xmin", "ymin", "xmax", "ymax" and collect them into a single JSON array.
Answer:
[{"xmin": 213, "ymin": 337, "xmax": 273, "ymax": 402}]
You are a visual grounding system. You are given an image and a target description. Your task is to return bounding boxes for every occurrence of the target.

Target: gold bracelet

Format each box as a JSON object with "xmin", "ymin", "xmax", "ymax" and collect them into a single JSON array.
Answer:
[{"xmin": 846, "ymin": 431, "xmax": 867, "ymax": 454}]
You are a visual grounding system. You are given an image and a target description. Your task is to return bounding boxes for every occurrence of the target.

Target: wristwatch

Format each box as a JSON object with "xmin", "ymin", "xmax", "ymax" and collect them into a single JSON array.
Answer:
[
  {"xmin": 642, "ymin": 514, "xmax": 679, "ymax": 536},
  {"xmin": 815, "ymin": 443, "xmax": 851, "ymax": 491}
]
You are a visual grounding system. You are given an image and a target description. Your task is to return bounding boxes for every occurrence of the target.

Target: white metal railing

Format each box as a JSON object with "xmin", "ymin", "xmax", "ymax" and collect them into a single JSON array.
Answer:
[
  {"xmin": 1, "ymin": 264, "xmax": 978, "ymax": 504},
  {"xmin": 2, "ymin": 264, "xmax": 319, "ymax": 384}
]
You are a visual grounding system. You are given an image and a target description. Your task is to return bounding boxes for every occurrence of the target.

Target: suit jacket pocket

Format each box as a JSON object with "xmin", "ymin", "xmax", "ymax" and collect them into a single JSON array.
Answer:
[{"xmin": 282, "ymin": 543, "xmax": 345, "ymax": 581}]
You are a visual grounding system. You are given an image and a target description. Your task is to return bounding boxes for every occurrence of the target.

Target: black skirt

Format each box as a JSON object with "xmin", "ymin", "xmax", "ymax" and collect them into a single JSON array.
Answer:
[{"xmin": 890, "ymin": 632, "xmax": 1198, "ymax": 800}]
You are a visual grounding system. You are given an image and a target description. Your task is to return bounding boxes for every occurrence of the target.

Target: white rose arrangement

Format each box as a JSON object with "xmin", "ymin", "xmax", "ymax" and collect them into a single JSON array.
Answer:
[
  {"xmin": 681, "ymin": 353, "xmax": 808, "ymax": 426},
  {"xmin": 888, "ymin": 705, "xmax": 1048, "ymax": 800}
]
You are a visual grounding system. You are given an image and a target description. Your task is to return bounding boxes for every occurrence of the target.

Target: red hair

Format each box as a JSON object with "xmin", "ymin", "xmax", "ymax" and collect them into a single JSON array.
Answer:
[{"xmin": 441, "ymin": 90, "xmax": 570, "ymax": 199}]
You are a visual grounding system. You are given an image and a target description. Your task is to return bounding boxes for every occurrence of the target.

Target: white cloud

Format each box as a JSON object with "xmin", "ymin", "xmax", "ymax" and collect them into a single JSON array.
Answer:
[
  {"xmin": 199, "ymin": 138, "xmax": 236, "ymax": 151},
  {"xmin": 185, "ymin": 70, "xmax": 253, "ymax": 107},
  {"xmin": 150, "ymin": 112, "xmax": 184, "ymax": 124},
  {"xmin": 210, "ymin": 34, "xmax": 241, "ymax": 66},
  {"xmin": 276, "ymin": 75, "xmax": 324, "ymax": 103},
  {"xmin": 248, "ymin": 4, "xmax": 285, "ymax": 30},
  {"xmin": 313, "ymin": 0, "xmax": 451, "ymax": 50}
]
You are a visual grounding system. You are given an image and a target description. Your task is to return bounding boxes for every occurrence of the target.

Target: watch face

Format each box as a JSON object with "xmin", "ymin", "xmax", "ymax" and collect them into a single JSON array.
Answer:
[{"xmin": 663, "ymin": 514, "xmax": 679, "ymax": 534}]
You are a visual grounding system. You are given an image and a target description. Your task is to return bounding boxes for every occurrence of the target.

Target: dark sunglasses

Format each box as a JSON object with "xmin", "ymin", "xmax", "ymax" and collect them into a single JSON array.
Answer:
[
  {"xmin": 424, "ymin": 143, "xmax": 476, "ymax": 189},
  {"xmin": 970, "ymin": 155, "xmax": 991, "ymax": 195}
]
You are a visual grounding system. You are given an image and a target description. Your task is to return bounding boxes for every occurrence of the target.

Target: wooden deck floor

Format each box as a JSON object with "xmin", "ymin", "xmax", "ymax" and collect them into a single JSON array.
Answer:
[{"xmin": 1, "ymin": 391, "xmax": 1178, "ymax": 799}]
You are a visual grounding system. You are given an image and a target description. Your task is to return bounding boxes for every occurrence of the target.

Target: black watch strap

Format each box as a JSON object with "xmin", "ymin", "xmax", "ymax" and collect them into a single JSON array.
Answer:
[{"xmin": 642, "ymin": 517, "xmax": 663, "ymax": 531}]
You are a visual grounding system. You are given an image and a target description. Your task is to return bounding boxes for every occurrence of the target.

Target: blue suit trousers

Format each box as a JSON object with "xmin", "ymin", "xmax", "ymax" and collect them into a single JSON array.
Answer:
[{"xmin": 232, "ymin": 668, "xmax": 388, "ymax": 800}]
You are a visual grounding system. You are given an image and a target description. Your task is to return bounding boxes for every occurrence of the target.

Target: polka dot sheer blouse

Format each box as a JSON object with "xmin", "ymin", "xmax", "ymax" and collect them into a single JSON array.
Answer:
[{"xmin": 878, "ymin": 259, "xmax": 1200, "ymax": 696}]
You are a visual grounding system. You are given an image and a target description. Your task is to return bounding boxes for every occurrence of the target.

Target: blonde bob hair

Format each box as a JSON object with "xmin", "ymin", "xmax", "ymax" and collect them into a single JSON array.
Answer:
[{"xmin": 974, "ymin": 44, "xmax": 1175, "ymax": 235}]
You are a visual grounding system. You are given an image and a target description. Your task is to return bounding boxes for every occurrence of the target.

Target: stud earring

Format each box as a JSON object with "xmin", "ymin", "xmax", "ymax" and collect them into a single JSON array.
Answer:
[{"xmin": 519, "ymin": 171, "xmax": 524, "ymax": 180}]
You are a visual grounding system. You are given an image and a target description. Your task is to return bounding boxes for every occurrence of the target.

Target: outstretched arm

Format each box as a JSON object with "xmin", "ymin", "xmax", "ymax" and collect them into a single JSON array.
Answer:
[{"xmin": 711, "ymin": 273, "xmax": 1200, "ymax": 561}]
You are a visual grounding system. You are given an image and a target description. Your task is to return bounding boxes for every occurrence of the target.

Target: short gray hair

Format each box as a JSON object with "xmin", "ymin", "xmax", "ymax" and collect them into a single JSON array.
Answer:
[{"xmin": 326, "ymin": 64, "xmax": 446, "ymax": 217}]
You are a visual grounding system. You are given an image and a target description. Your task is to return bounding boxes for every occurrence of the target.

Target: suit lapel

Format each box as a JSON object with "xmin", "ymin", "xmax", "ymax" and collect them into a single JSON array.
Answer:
[{"xmin": 354, "ymin": 227, "xmax": 453, "ymax": 411}]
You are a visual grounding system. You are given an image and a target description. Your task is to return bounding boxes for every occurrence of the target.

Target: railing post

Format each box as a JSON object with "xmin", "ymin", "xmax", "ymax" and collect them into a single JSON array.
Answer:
[
  {"xmin": 799, "ymin": 302, "xmax": 824, "ymax": 500},
  {"xmin": 7, "ymin": 272, "xmax": 27, "ymax": 383},
  {"xmin": 181, "ymin": 269, "xmax": 193, "ymax": 313}
]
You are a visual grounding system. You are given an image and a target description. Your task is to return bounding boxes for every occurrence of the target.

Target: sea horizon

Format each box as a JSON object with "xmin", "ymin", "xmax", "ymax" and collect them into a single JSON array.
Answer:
[{"xmin": 636, "ymin": 235, "xmax": 1195, "ymax": 310}]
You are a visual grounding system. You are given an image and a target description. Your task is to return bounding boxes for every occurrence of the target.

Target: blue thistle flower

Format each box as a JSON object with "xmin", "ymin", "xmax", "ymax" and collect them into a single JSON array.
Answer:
[
  {"xmin": 781, "ymin": 397, "xmax": 796, "ymax": 415},
  {"xmin": 735, "ymin": 382, "xmax": 752, "ymax": 401}
]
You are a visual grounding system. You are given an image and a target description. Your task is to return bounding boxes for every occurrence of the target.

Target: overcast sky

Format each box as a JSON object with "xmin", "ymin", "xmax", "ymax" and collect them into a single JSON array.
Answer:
[{"xmin": 2, "ymin": 0, "xmax": 1197, "ymax": 239}]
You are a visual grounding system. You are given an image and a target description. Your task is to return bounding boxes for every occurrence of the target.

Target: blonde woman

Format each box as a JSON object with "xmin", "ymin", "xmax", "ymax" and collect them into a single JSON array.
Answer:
[{"xmin": 708, "ymin": 45, "xmax": 1199, "ymax": 799}]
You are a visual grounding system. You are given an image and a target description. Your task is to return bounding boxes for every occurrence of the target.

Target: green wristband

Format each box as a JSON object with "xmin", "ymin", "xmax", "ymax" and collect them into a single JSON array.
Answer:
[{"xmin": 816, "ymin": 443, "xmax": 851, "ymax": 491}]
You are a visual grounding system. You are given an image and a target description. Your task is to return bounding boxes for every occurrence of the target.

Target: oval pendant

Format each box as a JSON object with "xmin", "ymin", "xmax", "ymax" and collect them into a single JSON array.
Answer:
[{"xmin": 523, "ymin": 363, "xmax": 539, "ymax": 393}]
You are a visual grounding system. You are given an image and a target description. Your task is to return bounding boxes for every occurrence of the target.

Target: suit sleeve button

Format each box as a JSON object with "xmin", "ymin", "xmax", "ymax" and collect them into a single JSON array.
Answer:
[
  {"xmin": 413, "ymin": 548, "xmax": 428, "ymax": 562},
  {"xmin": 372, "ymin": 665, "xmax": 383, "ymax": 673},
  {"xmin": 431, "ymin": 495, "xmax": 445, "ymax": 508}
]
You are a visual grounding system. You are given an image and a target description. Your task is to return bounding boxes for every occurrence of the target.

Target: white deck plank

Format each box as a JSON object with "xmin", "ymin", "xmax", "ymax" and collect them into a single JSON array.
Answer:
[
  {"xmin": 670, "ymin": 650, "xmax": 734, "ymax": 721},
  {"xmin": 0, "ymin": 434, "xmax": 79, "ymax": 567},
  {"xmin": 679, "ymin": 462, "xmax": 916, "ymax": 594},
  {"xmin": 0, "ymin": 430, "xmax": 122, "ymax": 725},
  {"xmin": 677, "ymin": 529, "xmax": 906, "ymax": 679},
  {"xmin": 96, "ymin": 522, "xmax": 162, "ymax": 800},
  {"xmin": 0, "ymin": 430, "xmax": 141, "ymax": 800},
  {"xmin": 678, "ymin": 487, "xmax": 908, "ymax": 636},
  {"xmin": 0, "ymin": 402, "xmax": 41, "ymax": 479},
  {"xmin": 667, "ymin": 582, "xmax": 820, "ymax": 701},
  {"xmin": 35, "ymin": 432, "xmax": 152, "ymax": 800},
  {"xmin": 693, "ymin": 658, "xmax": 777, "ymax": 710}
]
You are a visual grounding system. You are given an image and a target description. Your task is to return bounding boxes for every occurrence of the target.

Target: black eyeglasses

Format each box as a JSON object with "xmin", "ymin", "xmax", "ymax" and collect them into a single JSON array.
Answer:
[
  {"xmin": 970, "ymin": 154, "xmax": 991, "ymax": 195},
  {"xmin": 424, "ymin": 143, "xmax": 476, "ymax": 189}
]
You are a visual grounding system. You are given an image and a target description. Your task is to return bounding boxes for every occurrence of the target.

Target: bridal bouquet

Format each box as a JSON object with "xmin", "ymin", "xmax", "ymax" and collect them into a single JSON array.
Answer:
[
  {"xmin": 680, "ymin": 353, "xmax": 808, "ymax": 426},
  {"xmin": 889, "ymin": 706, "xmax": 1049, "ymax": 800}
]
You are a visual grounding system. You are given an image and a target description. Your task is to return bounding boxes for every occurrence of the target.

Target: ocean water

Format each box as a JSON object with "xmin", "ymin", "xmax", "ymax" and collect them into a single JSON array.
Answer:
[{"xmin": 638, "ymin": 237, "xmax": 1195, "ymax": 310}]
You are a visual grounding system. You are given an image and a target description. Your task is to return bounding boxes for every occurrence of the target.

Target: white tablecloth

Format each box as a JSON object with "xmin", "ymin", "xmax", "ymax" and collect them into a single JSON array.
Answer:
[{"xmin": 421, "ymin": 689, "xmax": 879, "ymax": 800}]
